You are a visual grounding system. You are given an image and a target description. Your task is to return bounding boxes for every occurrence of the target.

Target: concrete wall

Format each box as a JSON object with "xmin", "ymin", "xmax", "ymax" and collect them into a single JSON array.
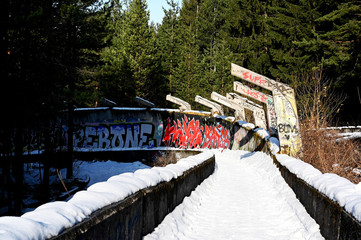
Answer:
[
  {"xmin": 51, "ymin": 153, "xmax": 215, "ymax": 240},
  {"xmin": 273, "ymin": 156, "xmax": 361, "ymax": 240},
  {"xmin": 70, "ymin": 108, "xmax": 233, "ymax": 151},
  {"xmin": 232, "ymin": 124, "xmax": 268, "ymax": 153},
  {"xmin": 233, "ymin": 119, "xmax": 361, "ymax": 240},
  {"xmin": 46, "ymin": 110, "xmax": 268, "ymax": 240},
  {"xmin": 6, "ymin": 108, "xmax": 266, "ymax": 158}
]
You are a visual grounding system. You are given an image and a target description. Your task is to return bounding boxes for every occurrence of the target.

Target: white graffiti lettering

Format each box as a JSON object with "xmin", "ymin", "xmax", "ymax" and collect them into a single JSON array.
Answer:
[{"xmin": 74, "ymin": 123, "xmax": 156, "ymax": 149}]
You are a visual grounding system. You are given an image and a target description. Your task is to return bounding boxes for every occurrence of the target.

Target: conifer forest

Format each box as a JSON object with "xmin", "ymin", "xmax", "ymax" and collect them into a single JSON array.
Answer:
[
  {"xmin": 1, "ymin": 0, "xmax": 361, "ymax": 216},
  {"xmin": 2, "ymin": 0, "xmax": 360, "ymax": 124}
]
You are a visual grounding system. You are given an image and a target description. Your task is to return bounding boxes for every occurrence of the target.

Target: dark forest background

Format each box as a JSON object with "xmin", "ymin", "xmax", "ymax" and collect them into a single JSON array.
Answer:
[{"xmin": 1, "ymin": 0, "xmax": 360, "ymax": 125}]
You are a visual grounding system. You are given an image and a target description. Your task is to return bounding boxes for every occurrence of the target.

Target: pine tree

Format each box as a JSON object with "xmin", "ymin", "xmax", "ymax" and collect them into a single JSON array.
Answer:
[
  {"xmin": 3, "ymin": 0, "xmax": 103, "ymax": 213},
  {"xmin": 98, "ymin": 0, "xmax": 137, "ymax": 106},
  {"xmin": 197, "ymin": 0, "xmax": 233, "ymax": 97},
  {"xmin": 157, "ymin": 0, "xmax": 181, "ymax": 95},
  {"xmin": 314, "ymin": 1, "xmax": 361, "ymax": 121},
  {"xmin": 172, "ymin": 0, "xmax": 203, "ymax": 104},
  {"xmin": 315, "ymin": 2, "xmax": 360, "ymax": 76},
  {"xmin": 266, "ymin": 0, "xmax": 317, "ymax": 82},
  {"xmin": 223, "ymin": 0, "xmax": 270, "ymax": 74},
  {"xmin": 120, "ymin": 0, "xmax": 154, "ymax": 98}
]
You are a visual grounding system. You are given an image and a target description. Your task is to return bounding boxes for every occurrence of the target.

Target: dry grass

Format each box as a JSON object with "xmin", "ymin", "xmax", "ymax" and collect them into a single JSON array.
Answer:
[
  {"xmin": 300, "ymin": 121, "xmax": 361, "ymax": 183},
  {"xmin": 292, "ymin": 67, "xmax": 361, "ymax": 183}
]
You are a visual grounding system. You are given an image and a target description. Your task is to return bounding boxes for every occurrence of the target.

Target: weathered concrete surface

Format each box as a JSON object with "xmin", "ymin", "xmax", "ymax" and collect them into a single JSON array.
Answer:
[
  {"xmin": 51, "ymin": 153, "xmax": 215, "ymax": 240},
  {"xmin": 273, "ymin": 156, "xmax": 361, "ymax": 240}
]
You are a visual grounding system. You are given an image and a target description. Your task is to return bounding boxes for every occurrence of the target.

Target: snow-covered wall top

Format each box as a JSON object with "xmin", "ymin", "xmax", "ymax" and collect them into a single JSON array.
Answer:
[
  {"xmin": 276, "ymin": 154, "xmax": 361, "ymax": 223},
  {"xmin": 0, "ymin": 151, "xmax": 215, "ymax": 239}
]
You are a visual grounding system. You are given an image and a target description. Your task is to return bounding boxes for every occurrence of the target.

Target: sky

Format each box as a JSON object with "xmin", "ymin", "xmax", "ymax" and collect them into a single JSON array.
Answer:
[{"xmin": 147, "ymin": 0, "xmax": 181, "ymax": 25}]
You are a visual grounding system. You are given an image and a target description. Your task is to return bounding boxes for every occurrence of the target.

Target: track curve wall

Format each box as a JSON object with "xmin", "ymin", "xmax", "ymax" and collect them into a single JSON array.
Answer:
[
  {"xmin": 1, "ymin": 107, "xmax": 361, "ymax": 240},
  {"xmin": 68, "ymin": 108, "xmax": 269, "ymax": 153}
]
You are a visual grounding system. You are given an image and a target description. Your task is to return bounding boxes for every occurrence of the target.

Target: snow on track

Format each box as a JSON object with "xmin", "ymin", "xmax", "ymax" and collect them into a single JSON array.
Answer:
[{"xmin": 144, "ymin": 150, "xmax": 324, "ymax": 240}]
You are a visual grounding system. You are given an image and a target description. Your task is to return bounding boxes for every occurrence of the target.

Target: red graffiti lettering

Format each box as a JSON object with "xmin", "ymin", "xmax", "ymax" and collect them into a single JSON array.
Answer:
[
  {"xmin": 242, "ymin": 71, "xmax": 250, "ymax": 80},
  {"xmin": 259, "ymin": 79, "xmax": 267, "ymax": 85},
  {"xmin": 242, "ymin": 88, "xmax": 269, "ymax": 103},
  {"xmin": 242, "ymin": 71, "xmax": 268, "ymax": 86},
  {"xmin": 260, "ymin": 93, "xmax": 268, "ymax": 102},
  {"xmin": 163, "ymin": 116, "xmax": 230, "ymax": 149}
]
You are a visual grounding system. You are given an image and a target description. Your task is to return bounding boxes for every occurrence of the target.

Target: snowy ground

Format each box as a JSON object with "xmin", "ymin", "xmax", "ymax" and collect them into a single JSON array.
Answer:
[
  {"xmin": 73, "ymin": 160, "xmax": 150, "ymax": 187},
  {"xmin": 20, "ymin": 160, "xmax": 150, "ymax": 213},
  {"xmin": 145, "ymin": 150, "xmax": 323, "ymax": 240}
]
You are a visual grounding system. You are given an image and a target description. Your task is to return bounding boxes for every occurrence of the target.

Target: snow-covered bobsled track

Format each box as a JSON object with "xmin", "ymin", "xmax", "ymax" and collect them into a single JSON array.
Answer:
[{"xmin": 145, "ymin": 150, "xmax": 323, "ymax": 240}]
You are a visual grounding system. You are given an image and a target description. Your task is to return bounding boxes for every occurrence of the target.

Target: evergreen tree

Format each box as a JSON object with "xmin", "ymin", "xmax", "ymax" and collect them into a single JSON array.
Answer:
[
  {"xmin": 173, "ymin": 0, "xmax": 203, "ymax": 104},
  {"xmin": 157, "ymin": 0, "xmax": 181, "ymax": 95},
  {"xmin": 120, "ymin": 0, "xmax": 155, "ymax": 99},
  {"xmin": 99, "ymin": 0, "xmax": 136, "ymax": 106},
  {"xmin": 266, "ymin": 0, "xmax": 317, "ymax": 82},
  {"xmin": 99, "ymin": 0, "xmax": 166, "ymax": 105},
  {"xmin": 315, "ymin": 1, "xmax": 361, "ymax": 121},
  {"xmin": 224, "ymin": 0, "xmax": 270, "ymax": 74},
  {"xmin": 2, "ymin": 0, "xmax": 103, "ymax": 213},
  {"xmin": 197, "ymin": 0, "xmax": 233, "ymax": 97}
]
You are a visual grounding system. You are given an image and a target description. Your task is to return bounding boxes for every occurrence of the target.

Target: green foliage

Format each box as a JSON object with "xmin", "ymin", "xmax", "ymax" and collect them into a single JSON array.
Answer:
[
  {"xmin": 156, "ymin": 0, "xmax": 181, "ymax": 95},
  {"xmin": 2, "ymin": 0, "xmax": 360, "ymax": 122}
]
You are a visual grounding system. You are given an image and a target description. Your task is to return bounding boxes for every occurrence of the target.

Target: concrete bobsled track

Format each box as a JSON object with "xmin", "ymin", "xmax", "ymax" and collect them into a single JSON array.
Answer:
[
  {"xmin": 145, "ymin": 150, "xmax": 323, "ymax": 240},
  {"xmin": 1, "ymin": 108, "xmax": 361, "ymax": 240}
]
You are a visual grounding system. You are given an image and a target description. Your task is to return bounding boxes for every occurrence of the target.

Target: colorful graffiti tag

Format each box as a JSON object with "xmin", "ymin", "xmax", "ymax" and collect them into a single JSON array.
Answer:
[
  {"xmin": 73, "ymin": 122, "xmax": 160, "ymax": 150},
  {"xmin": 233, "ymin": 81, "xmax": 278, "ymax": 134},
  {"xmin": 162, "ymin": 115, "xmax": 231, "ymax": 149},
  {"xmin": 14, "ymin": 111, "xmax": 233, "ymax": 153},
  {"xmin": 232, "ymin": 63, "xmax": 302, "ymax": 156}
]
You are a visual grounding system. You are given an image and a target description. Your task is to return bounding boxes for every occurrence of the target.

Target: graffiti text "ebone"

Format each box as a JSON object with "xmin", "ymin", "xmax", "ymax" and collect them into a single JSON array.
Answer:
[{"xmin": 74, "ymin": 123, "xmax": 156, "ymax": 149}]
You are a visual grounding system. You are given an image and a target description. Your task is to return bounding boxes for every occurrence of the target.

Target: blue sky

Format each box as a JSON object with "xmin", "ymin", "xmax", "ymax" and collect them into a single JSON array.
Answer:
[{"xmin": 147, "ymin": 0, "xmax": 181, "ymax": 25}]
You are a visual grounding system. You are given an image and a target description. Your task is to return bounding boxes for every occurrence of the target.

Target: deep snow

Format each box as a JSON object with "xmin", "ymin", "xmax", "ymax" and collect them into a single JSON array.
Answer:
[{"xmin": 145, "ymin": 150, "xmax": 323, "ymax": 240}]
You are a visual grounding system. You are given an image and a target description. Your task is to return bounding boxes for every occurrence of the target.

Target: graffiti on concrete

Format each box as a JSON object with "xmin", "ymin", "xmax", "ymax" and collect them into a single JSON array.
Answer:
[
  {"xmin": 12, "ymin": 113, "xmax": 233, "ymax": 153},
  {"xmin": 273, "ymin": 90, "xmax": 302, "ymax": 155},
  {"xmin": 242, "ymin": 87, "xmax": 270, "ymax": 103},
  {"xmin": 233, "ymin": 81, "xmax": 278, "ymax": 134},
  {"xmin": 278, "ymin": 124, "xmax": 298, "ymax": 135},
  {"xmin": 232, "ymin": 63, "xmax": 302, "ymax": 156},
  {"xmin": 232, "ymin": 126, "xmax": 267, "ymax": 152},
  {"xmin": 231, "ymin": 63, "xmax": 293, "ymax": 94},
  {"xmin": 73, "ymin": 122, "xmax": 160, "ymax": 150},
  {"xmin": 238, "ymin": 71, "xmax": 268, "ymax": 86},
  {"xmin": 162, "ymin": 115, "xmax": 231, "ymax": 149}
]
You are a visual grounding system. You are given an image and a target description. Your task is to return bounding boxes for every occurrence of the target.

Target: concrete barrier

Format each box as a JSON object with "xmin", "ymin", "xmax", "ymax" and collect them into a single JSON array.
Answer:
[
  {"xmin": 272, "ymin": 156, "xmax": 361, "ymax": 240},
  {"xmin": 50, "ymin": 153, "xmax": 215, "ymax": 240},
  {"xmin": 234, "ymin": 120, "xmax": 361, "ymax": 240}
]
